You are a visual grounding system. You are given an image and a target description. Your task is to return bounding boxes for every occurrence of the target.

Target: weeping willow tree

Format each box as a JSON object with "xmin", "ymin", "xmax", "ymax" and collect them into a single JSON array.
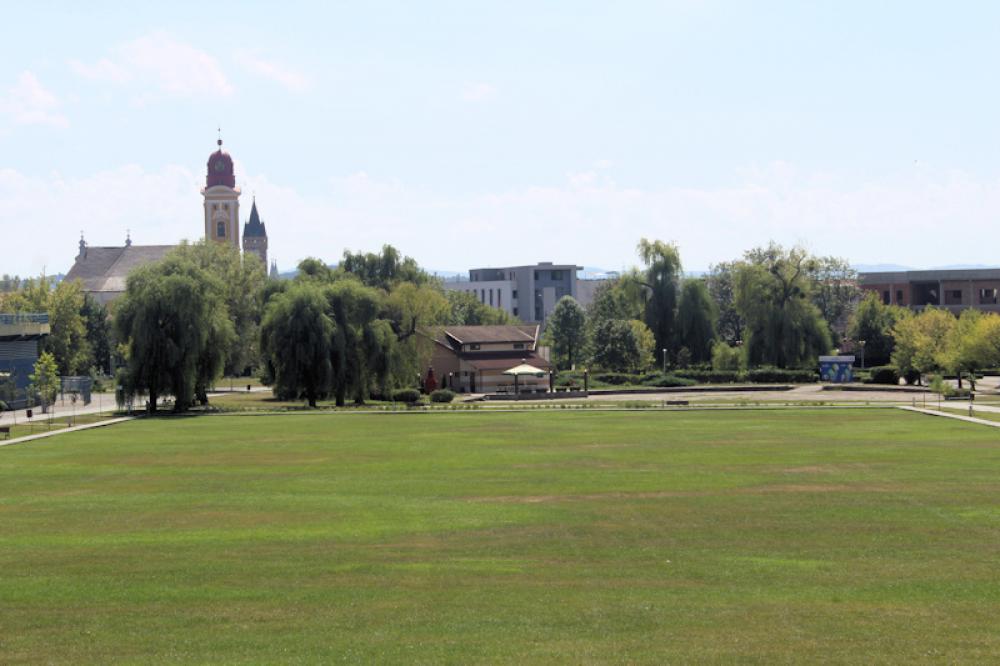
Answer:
[
  {"xmin": 260, "ymin": 284, "xmax": 334, "ymax": 408},
  {"xmin": 115, "ymin": 254, "xmax": 234, "ymax": 413},
  {"xmin": 734, "ymin": 244, "xmax": 831, "ymax": 369},
  {"xmin": 636, "ymin": 239, "xmax": 683, "ymax": 358}
]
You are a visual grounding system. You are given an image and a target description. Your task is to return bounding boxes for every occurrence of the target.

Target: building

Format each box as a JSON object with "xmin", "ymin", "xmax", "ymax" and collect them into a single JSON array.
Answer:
[
  {"xmin": 427, "ymin": 324, "xmax": 552, "ymax": 394},
  {"xmin": 242, "ymin": 198, "xmax": 269, "ymax": 268},
  {"xmin": 64, "ymin": 234, "xmax": 174, "ymax": 305},
  {"xmin": 442, "ymin": 262, "xmax": 592, "ymax": 324},
  {"xmin": 0, "ymin": 313, "xmax": 50, "ymax": 403},
  {"xmin": 66, "ymin": 138, "xmax": 272, "ymax": 303},
  {"xmin": 859, "ymin": 268, "xmax": 1000, "ymax": 314}
]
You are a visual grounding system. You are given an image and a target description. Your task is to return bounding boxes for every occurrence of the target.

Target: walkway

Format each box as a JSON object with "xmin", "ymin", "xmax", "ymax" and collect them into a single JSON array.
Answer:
[
  {"xmin": 898, "ymin": 405, "xmax": 1000, "ymax": 428},
  {"xmin": 0, "ymin": 416, "xmax": 136, "ymax": 448}
]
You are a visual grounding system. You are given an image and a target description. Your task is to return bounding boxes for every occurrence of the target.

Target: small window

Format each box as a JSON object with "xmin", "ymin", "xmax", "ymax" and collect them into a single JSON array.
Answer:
[
  {"xmin": 979, "ymin": 288, "xmax": 998, "ymax": 304},
  {"xmin": 498, "ymin": 291, "xmax": 502, "ymax": 307},
  {"xmin": 896, "ymin": 290, "xmax": 904, "ymax": 304},
  {"xmin": 512, "ymin": 289, "xmax": 518, "ymax": 299},
  {"xmin": 217, "ymin": 221, "xmax": 226, "ymax": 238},
  {"xmin": 513, "ymin": 342, "xmax": 525, "ymax": 350},
  {"xmin": 551, "ymin": 270, "xmax": 562, "ymax": 280},
  {"xmin": 489, "ymin": 289, "xmax": 494, "ymax": 306},
  {"xmin": 513, "ymin": 307, "xmax": 518, "ymax": 316},
  {"xmin": 534, "ymin": 271, "xmax": 539, "ymax": 280},
  {"xmin": 882, "ymin": 290, "xmax": 890, "ymax": 305},
  {"xmin": 469, "ymin": 344, "xmax": 481, "ymax": 351}
]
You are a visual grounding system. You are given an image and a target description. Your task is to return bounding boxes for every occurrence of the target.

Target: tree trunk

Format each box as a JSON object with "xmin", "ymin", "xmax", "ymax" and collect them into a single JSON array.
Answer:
[{"xmin": 148, "ymin": 389, "xmax": 157, "ymax": 414}]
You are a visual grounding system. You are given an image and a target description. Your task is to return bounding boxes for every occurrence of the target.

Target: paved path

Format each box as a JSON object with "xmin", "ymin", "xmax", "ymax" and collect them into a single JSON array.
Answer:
[
  {"xmin": 0, "ymin": 392, "xmax": 119, "ymax": 427},
  {"xmin": 898, "ymin": 405, "xmax": 1000, "ymax": 428},
  {"xmin": 0, "ymin": 416, "xmax": 136, "ymax": 448}
]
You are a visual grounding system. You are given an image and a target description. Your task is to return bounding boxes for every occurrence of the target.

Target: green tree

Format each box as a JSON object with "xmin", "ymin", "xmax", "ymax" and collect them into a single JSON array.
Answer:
[
  {"xmin": 260, "ymin": 283, "xmax": 334, "ymax": 407},
  {"xmin": 590, "ymin": 319, "xmax": 642, "ymax": 373},
  {"xmin": 115, "ymin": 255, "xmax": 232, "ymax": 413},
  {"xmin": 80, "ymin": 294, "xmax": 112, "ymax": 374},
  {"xmin": 734, "ymin": 244, "xmax": 832, "ymax": 368},
  {"xmin": 677, "ymin": 279, "xmax": 718, "ymax": 364},
  {"xmin": 44, "ymin": 280, "xmax": 91, "ymax": 376},
  {"xmin": 846, "ymin": 292, "xmax": 909, "ymax": 367},
  {"xmin": 628, "ymin": 319, "xmax": 657, "ymax": 372},
  {"xmin": 636, "ymin": 239, "xmax": 683, "ymax": 355},
  {"xmin": 171, "ymin": 241, "xmax": 267, "ymax": 376},
  {"xmin": 706, "ymin": 261, "xmax": 743, "ymax": 345},
  {"xmin": 587, "ymin": 272, "xmax": 645, "ymax": 323},
  {"xmin": 807, "ymin": 256, "xmax": 860, "ymax": 344},
  {"xmin": 338, "ymin": 244, "xmax": 430, "ymax": 290},
  {"xmin": 711, "ymin": 340, "xmax": 745, "ymax": 371},
  {"xmin": 547, "ymin": 296, "xmax": 587, "ymax": 370},
  {"xmin": 446, "ymin": 290, "xmax": 517, "ymax": 325},
  {"xmin": 30, "ymin": 351, "xmax": 59, "ymax": 414},
  {"xmin": 891, "ymin": 307, "xmax": 955, "ymax": 382}
]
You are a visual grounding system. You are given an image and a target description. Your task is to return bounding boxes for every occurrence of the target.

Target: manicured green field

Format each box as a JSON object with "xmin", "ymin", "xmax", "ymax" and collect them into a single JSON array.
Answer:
[{"xmin": 2, "ymin": 410, "xmax": 999, "ymax": 663}]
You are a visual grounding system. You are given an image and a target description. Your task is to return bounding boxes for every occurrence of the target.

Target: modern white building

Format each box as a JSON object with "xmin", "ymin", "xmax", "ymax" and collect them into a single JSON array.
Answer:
[{"xmin": 442, "ymin": 262, "xmax": 602, "ymax": 324}]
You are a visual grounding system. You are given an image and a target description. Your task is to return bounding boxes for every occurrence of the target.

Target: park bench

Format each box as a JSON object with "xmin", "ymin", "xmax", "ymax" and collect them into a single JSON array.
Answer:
[{"xmin": 0, "ymin": 426, "xmax": 10, "ymax": 440}]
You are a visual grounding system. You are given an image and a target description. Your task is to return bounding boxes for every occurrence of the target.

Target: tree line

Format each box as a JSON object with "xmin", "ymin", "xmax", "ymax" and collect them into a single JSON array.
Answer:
[{"xmin": 546, "ymin": 240, "xmax": 857, "ymax": 374}]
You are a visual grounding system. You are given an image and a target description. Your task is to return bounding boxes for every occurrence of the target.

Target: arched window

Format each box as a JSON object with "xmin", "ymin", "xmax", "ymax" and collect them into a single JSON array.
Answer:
[{"xmin": 217, "ymin": 221, "xmax": 226, "ymax": 238}]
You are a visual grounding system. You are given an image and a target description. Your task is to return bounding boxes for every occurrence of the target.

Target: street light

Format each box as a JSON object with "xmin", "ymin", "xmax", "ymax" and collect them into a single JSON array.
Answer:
[
  {"xmin": 859, "ymin": 339, "xmax": 866, "ymax": 370},
  {"xmin": 662, "ymin": 348, "xmax": 668, "ymax": 374}
]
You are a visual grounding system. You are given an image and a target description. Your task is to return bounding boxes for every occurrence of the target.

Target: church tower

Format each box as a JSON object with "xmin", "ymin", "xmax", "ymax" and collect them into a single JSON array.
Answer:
[
  {"xmin": 242, "ymin": 198, "xmax": 268, "ymax": 267},
  {"xmin": 202, "ymin": 138, "xmax": 241, "ymax": 248}
]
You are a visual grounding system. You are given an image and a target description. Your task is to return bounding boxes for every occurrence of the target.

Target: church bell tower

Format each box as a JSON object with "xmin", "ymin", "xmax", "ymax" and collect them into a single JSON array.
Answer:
[{"xmin": 202, "ymin": 137, "xmax": 241, "ymax": 248}]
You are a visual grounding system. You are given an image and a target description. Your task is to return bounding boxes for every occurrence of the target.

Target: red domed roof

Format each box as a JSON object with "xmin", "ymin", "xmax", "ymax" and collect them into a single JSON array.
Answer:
[{"xmin": 206, "ymin": 139, "xmax": 235, "ymax": 188}]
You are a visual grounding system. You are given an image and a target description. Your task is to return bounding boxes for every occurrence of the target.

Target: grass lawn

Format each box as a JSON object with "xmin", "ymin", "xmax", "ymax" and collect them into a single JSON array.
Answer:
[
  {"xmin": 2, "ymin": 409, "xmax": 1000, "ymax": 663},
  {"xmin": 0, "ymin": 412, "xmax": 120, "ymax": 440}
]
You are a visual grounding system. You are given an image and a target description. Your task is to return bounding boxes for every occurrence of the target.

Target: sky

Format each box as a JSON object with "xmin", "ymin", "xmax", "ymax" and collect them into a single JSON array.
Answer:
[{"xmin": 4, "ymin": 1, "xmax": 1000, "ymax": 277}]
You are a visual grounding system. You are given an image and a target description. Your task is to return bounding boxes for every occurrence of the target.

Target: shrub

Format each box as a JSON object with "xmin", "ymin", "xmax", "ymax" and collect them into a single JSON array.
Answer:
[
  {"xmin": 746, "ymin": 367, "xmax": 817, "ymax": 383},
  {"xmin": 902, "ymin": 368, "xmax": 921, "ymax": 385},
  {"xmin": 392, "ymin": 388, "xmax": 422, "ymax": 404},
  {"xmin": 674, "ymin": 369, "xmax": 744, "ymax": 384},
  {"xmin": 592, "ymin": 372, "xmax": 639, "ymax": 386},
  {"xmin": 866, "ymin": 365, "xmax": 900, "ymax": 385},
  {"xmin": 711, "ymin": 341, "xmax": 745, "ymax": 372},
  {"xmin": 639, "ymin": 373, "xmax": 696, "ymax": 388},
  {"xmin": 429, "ymin": 389, "xmax": 455, "ymax": 403}
]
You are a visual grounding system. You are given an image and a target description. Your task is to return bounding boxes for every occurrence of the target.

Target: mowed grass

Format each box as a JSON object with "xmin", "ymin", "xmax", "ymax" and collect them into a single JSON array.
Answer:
[{"xmin": 2, "ymin": 410, "xmax": 1000, "ymax": 663}]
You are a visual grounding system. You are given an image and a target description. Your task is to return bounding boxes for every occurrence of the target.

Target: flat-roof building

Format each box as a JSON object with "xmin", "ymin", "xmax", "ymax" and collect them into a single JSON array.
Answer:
[{"xmin": 859, "ymin": 268, "xmax": 1000, "ymax": 314}]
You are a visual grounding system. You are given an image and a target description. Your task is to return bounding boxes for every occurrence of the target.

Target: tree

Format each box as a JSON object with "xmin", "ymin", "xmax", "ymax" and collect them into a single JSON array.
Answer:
[
  {"xmin": 590, "ymin": 319, "xmax": 642, "ymax": 373},
  {"xmin": 260, "ymin": 284, "xmax": 334, "ymax": 407},
  {"xmin": 636, "ymin": 239, "xmax": 683, "ymax": 355},
  {"xmin": 807, "ymin": 256, "xmax": 860, "ymax": 344},
  {"xmin": 891, "ymin": 307, "xmax": 956, "ymax": 382},
  {"xmin": 81, "ymin": 294, "xmax": 112, "ymax": 374},
  {"xmin": 44, "ymin": 280, "xmax": 90, "ymax": 376},
  {"xmin": 706, "ymin": 261, "xmax": 743, "ymax": 345},
  {"xmin": 338, "ymin": 244, "xmax": 430, "ymax": 290},
  {"xmin": 677, "ymin": 279, "xmax": 718, "ymax": 364},
  {"xmin": 446, "ymin": 290, "xmax": 517, "ymax": 325},
  {"xmin": 628, "ymin": 319, "xmax": 657, "ymax": 372},
  {"xmin": 115, "ymin": 255, "xmax": 232, "ymax": 413},
  {"xmin": 171, "ymin": 241, "xmax": 267, "ymax": 376},
  {"xmin": 547, "ymin": 296, "xmax": 587, "ymax": 370},
  {"xmin": 846, "ymin": 292, "xmax": 909, "ymax": 367},
  {"xmin": 30, "ymin": 351, "xmax": 59, "ymax": 414},
  {"xmin": 324, "ymin": 279, "xmax": 398, "ymax": 406},
  {"xmin": 587, "ymin": 272, "xmax": 645, "ymax": 323},
  {"xmin": 734, "ymin": 244, "xmax": 831, "ymax": 368}
]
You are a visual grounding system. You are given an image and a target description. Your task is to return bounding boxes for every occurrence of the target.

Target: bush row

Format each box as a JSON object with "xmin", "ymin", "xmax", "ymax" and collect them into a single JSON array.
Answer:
[{"xmin": 555, "ymin": 367, "xmax": 818, "ymax": 386}]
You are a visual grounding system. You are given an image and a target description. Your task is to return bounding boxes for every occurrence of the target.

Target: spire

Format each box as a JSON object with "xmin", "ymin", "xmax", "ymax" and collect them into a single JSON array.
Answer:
[
  {"xmin": 243, "ymin": 198, "xmax": 266, "ymax": 237},
  {"xmin": 125, "ymin": 229, "xmax": 132, "ymax": 247},
  {"xmin": 78, "ymin": 232, "xmax": 87, "ymax": 260}
]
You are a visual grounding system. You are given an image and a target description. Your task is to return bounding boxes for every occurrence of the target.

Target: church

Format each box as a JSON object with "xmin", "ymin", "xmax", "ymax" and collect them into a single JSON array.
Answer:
[{"xmin": 66, "ymin": 139, "xmax": 275, "ymax": 304}]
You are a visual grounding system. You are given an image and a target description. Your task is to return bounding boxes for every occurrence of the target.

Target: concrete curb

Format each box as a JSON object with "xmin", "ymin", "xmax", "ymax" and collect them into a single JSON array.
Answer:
[{"xmin": 0, "ymin": 416, "xmax": 136, "ymax": 448}]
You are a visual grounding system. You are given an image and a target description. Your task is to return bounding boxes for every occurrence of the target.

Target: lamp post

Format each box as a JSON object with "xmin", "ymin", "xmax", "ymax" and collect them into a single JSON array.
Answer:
[
  {"xmin": 859, "ymin": 340, "xmax": 866, "ymax": 370},
  {"xmin": 662, "ymin": 348, "xmax": 668, "ymax": 374}
]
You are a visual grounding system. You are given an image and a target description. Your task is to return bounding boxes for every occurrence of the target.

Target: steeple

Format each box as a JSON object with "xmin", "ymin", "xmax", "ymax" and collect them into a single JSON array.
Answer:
[{"xmin": 242, "ymin": 196, "xmax": 268, "ymax": 267}]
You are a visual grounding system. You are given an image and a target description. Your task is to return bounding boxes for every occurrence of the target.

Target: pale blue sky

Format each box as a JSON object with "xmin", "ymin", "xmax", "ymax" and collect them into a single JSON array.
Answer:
[{"xmin": 3, "ymin": 1, "xmax": 1000, "ymax": 276}]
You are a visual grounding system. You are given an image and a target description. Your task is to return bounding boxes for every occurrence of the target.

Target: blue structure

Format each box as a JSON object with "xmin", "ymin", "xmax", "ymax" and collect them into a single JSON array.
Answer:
[
  {"xmin": 0, "ymin": 313, "xmax": 50, "ymax": 397},
  {"xmin": 818, "ymin": 355, "xmax": 856, "ymax": 383}
]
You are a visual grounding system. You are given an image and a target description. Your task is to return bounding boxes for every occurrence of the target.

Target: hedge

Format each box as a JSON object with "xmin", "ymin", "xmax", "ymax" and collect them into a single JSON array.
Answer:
[
  {"xmin": 639, "ymin": 373, "xmax": 697, "ymax": 388},
  {"xmin": 673, "ymin": 369, "xmax": 743, "ymax": 384},
  {"xmin": 745, "ymin": 367, "xmax": 817, "ymax": 383},
  {"xmin": 592, "ymin": 373, "xmax": 639, "ymax": 385},
  {"xmin": 866, "ymin": 365, "xmax": 900, "ymax": 385}
]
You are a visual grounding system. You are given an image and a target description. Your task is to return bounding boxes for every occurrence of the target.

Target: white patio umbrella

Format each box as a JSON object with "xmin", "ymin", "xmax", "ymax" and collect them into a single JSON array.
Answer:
[{"xmin": 503, "ymin": 362, "xmax": 546, "ymax": 396}]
